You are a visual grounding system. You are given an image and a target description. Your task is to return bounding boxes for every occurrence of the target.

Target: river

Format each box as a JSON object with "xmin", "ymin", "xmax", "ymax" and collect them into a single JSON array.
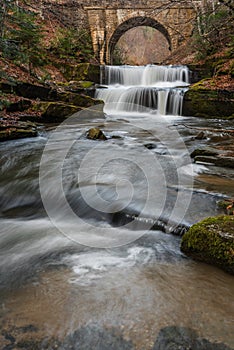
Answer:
[{"xmin": 0, "ymin": 65, "xmax": 233, "ymax": 349}]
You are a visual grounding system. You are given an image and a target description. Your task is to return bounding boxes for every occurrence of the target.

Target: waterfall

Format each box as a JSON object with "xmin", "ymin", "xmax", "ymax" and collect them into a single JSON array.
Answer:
[{"xmin": 96, "ymin": 64, "xmax": 189, "ymax": 116}]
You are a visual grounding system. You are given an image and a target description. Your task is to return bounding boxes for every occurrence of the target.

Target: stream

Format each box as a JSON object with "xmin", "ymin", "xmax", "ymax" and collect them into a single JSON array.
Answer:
[{"xmin": 0, "ymin": 65, "xmax": 233, "ymax": 349}]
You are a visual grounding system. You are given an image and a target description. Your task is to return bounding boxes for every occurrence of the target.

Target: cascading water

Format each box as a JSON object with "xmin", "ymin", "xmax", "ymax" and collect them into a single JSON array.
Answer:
[
  {"xmin": 96, "ymin": 64, "xmax": 189, "ymax": 116},
  {"xmin": 1, "ymin": 62, "xmax": 234, "ymax": 349}
]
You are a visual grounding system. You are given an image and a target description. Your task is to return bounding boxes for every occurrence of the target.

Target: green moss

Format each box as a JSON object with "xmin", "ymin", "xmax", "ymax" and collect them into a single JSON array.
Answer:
[
  {"xmin": 33, "ymin": 101, "xmax": 80, "ymax": 122},
  {"xmin": 0, "ymin": 128, "xmax": 37, "ymax": 141},
  {"xmin": 181, "ymin": 215, "xmax": 234, "ymax": 274},
  {"xmin": 183, "ymin": 88, "xmax": 234, "ymax": 118},
  {"xmin": 86, "ymin": 127, "xmax": 107, "ymax": 141},
  {"xmin": 58, "ymin": 92, "xmax": 102, "ymax": 108},
  {"xmin": 190, "ymin": 79, "xmax": 214, "ymax": 91},
  {"xmin": 79, "ymin": 81, "xmax": 93, "ymax": 88}
]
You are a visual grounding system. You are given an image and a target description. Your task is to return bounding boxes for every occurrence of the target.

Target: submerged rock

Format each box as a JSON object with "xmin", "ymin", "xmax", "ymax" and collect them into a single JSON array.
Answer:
[
  {"xmin": 57, "ymin": 325, "xmax": 134, "ymax": 350},
  {"xmin": 181, "ymin": 215, "xmax": 234, "ymax": 274},
  {"xmin": 87, "ymin": 127, "xmax": 107, "ymax": 141},
  {"xmin": 153, "ymin": 326, "xmax": 232, "ymax": 350}
]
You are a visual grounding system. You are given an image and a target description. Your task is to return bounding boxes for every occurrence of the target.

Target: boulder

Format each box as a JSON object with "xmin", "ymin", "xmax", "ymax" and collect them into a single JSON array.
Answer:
[
  {"xmin": 181, "ymin": 215, "xmax": 234, "ymax": 274},
  {"xmin": 57, "ymin": 91, "xmax": 103, "ymax": 108},
  {"xmin": 6, "ymin": 98, "xmax": 32, "ymax": 112},
  {"xmin": 0, "ymin": 81, "xmax": 56, "ymax": 100},
  {"xmin": 86, "ymin": 127, "xmax": 107, "ymax": 141},
  {"xmin": 0, "ymin": 126, "xmax": 37, "ymax": 142},
  {"xmin": 183, "ymin": 84, "xmax": 234, "ymax": 118},
  {"xmin": 190, "ymin": 148, "xmax": 219, "ymax": 158},
  {"xmin": 34, "ymin": 102, "xmax": 80, "ymax": 122},
  {"xmin": 194, "ymin": 155, "xmax": 234, "ymax": 168},
  {"xmin": 57, "ymin": 325, "xmax": 134, "ymax": 350},
  {"xmin": 153, "ymin": 326, "xmax": 232, "ymax": 350}
]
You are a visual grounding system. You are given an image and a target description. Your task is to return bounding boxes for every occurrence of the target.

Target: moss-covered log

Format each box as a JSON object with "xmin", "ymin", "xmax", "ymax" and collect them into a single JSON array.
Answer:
[{"xmin": 181, "ymin": 215, "xmax": 234, "ymax": 274}]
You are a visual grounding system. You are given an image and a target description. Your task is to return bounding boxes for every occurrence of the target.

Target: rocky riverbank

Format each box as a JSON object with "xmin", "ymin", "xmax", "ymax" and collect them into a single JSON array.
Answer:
[{"xmin": 0, "ymin": 63, "xmax": 102, "ymax": 141}]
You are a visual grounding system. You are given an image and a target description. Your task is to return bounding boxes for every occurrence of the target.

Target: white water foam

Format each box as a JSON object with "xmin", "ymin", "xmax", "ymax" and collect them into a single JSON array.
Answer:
[{"xmin": 96, "ymin": 64, "xmax": 189, "ymax": 116}]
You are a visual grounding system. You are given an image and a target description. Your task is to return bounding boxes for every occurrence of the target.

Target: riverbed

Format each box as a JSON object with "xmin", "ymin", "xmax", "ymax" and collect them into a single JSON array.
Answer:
[{"xmin": 0, "ymin": 65, "xmax": 233, "ymax": 349}]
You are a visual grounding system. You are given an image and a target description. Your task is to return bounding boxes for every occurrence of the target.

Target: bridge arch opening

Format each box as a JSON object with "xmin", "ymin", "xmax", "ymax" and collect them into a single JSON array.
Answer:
[{"xmin": 108, "ymin": 17, "xmax": 171, "ymax": 65}]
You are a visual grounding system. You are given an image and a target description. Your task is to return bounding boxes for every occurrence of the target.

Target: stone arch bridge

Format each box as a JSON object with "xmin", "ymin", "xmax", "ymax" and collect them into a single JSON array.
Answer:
[{"xmin": 84, "ymin": 1, "xmax": 197, "ymax": 64}]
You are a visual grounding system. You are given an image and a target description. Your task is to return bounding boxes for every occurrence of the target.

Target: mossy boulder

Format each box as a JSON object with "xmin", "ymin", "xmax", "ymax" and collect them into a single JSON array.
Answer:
[
  {"xmin": 6, "ymin": 98, "xmax": 32, "ymax": 112},
  {"xmin": 183, "ymin": 83, "xmax": 234, "ymax": 118},
  {"xmin": 86, "ymin": 127, "xmax": 107, "ymax": 141},
  {"xmin": 57, "ymin": 92, "xmax": 103, "ymax": 108},
  {"xmin": 0, "ymin": 127, "xmax": 37, "ymax": 142},
  {"xmin": 0, "ymin": 81, "xmax": 56, "ymax": 100},
  {"xmin": 34, "ymin": 102, "xmax": 80, "ymax": 122},
  {"xmin": 181, "ymin": 215, "xmax": 234, "ymax": 274},
  {"xmin": 58, "ymin": 63, "xmax": 100, "ymax": 83}
]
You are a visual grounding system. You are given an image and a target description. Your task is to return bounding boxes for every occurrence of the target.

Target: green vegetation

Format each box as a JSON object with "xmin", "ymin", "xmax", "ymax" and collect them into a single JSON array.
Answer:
[
  {"xmin": 0, "ymin": 0, "xmax": 46, "ymax": 75},
  {"xmin": 0, "ymin": 1, "xmax": 94, "ymax": 77},
  {"xmin": 181, "ymin": 216, "xmax": 234, "ymax": 274},
  {"xmin": 0, "ymin": 91, "xmax": 10, "ymax": 111},
  {"xmin": 50, "ymin": 28, "xmax": 94, "ymax": 62}
]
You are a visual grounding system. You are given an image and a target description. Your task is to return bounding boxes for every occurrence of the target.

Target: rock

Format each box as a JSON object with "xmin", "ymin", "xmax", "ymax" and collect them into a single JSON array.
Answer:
[
  {"xmin": 87, "ymin": 127, "xmax": 107, "ymax": 140},
  {"xmin": 195, "ymin": 131, "xmax": 206, "ymax": 140},
  {"xmin": 187, "ymin": 63, "xmax": 214, "ymax": 84},
  {"xmin": 59, "ymin": 63, "xmax": 100, "ymax": 83},
  {"xmin": 0, "ymin": 81, "xmax": 56, "ymax": 100},
  {"xmin": 144, "ymin": 143, "xmax": 157, "ymax": 150},
  {"xmin": 6, "ymin": 98, "xmax": 32, "ymax": 112},
  {"xmin": 62, "ymin": 81, "xmax": 95, "ymax": 95},
  {"xmin": 183, "ymin": 85, "xmax": 234, "ymax": 118},
  {"xmin": 34, "ymin": 102, "xmax": 81, "ymax": 122},
  {"xmin": 0, "ymin": 127, "xmax": 37, "ymax": 142},
  {"xmin": 57, "ymin": 91, "xmax": 103, "ymax": 108},
  {"xmin": 194, "ymin": 155, "xmax": 234, "ymax": 168},
  {"xmin": 153, "ymin": 326, "xmax": 232, "ymax": 350},
  {"xmin": 181, "ymin": 215, "xmax": 234, "ymax": 274},
  {"xmin": 190, "ymin": 148, "xmax": 219, "ymax": 158},
  {"xmin": 57, "ymin": 325, "xmax": 134, "ymax": 350}
]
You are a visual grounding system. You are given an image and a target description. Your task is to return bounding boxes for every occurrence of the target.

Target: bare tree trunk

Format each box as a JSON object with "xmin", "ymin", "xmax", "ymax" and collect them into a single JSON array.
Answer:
[{"xmin": 0, "ymin": 1, "xmax": 7, "ymax": 39}]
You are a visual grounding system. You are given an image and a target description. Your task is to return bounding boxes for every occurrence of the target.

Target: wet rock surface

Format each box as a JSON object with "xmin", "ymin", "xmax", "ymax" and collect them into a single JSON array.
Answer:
[
  {"xmin": 153, "ymin": 326, "xmax": 233, "ymax": 350},
  {"xmin": 86, "ymin": 127, "xmax": 107, "ymax": 140},
  {"xmin": 181, "ymin": 215, "xmax": 234, "ymax": 275},
  {"xmin": 1, "ymin": 324, "xmax": 232, "ymax": 350},
  {"xmin": 0, "ymin": 77, "xmax": 103, "ymax": 140},
  {"xmin": 183, "ymin": 86, "xmax": 234, "ymax": 118},
  {"xmin": 0, "ymin": 119, "xmax": 38, "ymax": 142}
]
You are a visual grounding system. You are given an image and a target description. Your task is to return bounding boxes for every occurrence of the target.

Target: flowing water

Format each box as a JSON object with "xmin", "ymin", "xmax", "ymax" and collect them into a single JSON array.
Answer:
[{"xmin": 0, "ymin": 65, "xmax": 233, "ymax": 349}]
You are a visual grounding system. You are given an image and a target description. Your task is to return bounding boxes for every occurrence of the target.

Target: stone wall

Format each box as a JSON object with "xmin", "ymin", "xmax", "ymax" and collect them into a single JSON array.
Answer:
[{"xmin": 40, "ymin": 0, "xmax": 199, "ymax": 63}]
